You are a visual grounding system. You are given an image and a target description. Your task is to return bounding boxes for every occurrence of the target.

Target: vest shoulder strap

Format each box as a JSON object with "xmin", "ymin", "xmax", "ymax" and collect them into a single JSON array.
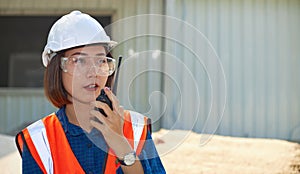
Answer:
[
  {"xmin": 15, "ymin": 119, "xmax": 52, "ymax": 174},
  {"xmin": 104, "ymin": 110, "xmax": 149, "ymax": 174},
  {"xmin": 42, "ymin": 114, "xmax": 84, "ymax": 173},
  {"xmin": 123, "ymin": 110, "xmax": 148, "ymax": 155},
  {"xmin": 16, "ymin": 113, "xmax": 84, "ymax": 174},
  {"xmin": 27, "ymin": 119, "xmax": 53, "ymax": 174},
  {"xmin": 128, "ymin": 110, "xmax": 148, "ymax": 153}
]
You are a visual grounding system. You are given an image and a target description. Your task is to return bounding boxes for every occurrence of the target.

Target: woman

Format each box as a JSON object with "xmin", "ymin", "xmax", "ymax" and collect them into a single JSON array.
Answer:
[{"xmin": 16, "ymin": 10, "xmax": 165, "ymax": 174}]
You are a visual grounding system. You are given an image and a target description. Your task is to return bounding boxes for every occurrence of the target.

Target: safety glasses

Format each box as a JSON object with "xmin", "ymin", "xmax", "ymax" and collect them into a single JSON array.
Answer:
[{"xmin": 60, "ymin": 56, "xmax": 116, "ymax": 76}]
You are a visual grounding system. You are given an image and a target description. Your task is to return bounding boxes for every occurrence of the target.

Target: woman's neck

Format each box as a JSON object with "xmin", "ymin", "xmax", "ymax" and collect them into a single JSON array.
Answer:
[{"xmin": 65, "ymin": 102, "xmax": 94, "ymax": 132}]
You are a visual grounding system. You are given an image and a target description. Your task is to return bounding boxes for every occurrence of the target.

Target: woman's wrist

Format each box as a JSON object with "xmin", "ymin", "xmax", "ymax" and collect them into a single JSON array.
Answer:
[{"xmin": 114, "ymin": 136, "xmax": 134, "ymax": 158}]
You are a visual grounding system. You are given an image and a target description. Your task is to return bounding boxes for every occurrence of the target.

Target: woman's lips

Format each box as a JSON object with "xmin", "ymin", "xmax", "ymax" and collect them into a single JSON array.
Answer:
[{"xmin": 83, "ymin": 84, "xmax": 99, "ymax": 91}]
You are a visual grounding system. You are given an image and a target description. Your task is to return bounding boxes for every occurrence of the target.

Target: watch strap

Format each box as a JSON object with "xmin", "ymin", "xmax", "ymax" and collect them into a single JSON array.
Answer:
[{"xmin": 116, "ymin": 151, "xmax": 136, "ymax": 166}]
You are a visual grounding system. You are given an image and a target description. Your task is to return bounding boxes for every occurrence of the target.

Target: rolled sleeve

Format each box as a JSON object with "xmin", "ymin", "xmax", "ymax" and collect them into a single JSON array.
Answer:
[{"xmin": 138, "ymin": 130, "xmax": 166, "ymax": 174}]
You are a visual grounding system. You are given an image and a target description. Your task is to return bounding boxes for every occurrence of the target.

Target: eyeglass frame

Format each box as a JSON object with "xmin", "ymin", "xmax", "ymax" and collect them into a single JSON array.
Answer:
[{"xmin": 60, "ymin": 55, "xmax": 116, "ymax": 76}]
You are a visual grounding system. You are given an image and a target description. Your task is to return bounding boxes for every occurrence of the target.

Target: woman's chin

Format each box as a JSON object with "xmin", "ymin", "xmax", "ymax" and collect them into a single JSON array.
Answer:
[{"xmin": 72, "ymin": 91, "xmax": 99, "ymax": 102}]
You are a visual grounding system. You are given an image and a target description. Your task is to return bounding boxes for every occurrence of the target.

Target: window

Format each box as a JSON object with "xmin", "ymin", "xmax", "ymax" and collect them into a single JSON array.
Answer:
[{"xmin": 0, "ymin": 15, "xmax": 111, "ymax": 87}]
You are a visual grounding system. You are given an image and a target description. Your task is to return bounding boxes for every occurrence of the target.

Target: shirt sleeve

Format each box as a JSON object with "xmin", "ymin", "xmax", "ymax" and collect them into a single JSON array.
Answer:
[
  {"xmin": 21, "ymin": 143, "xmax": 43, "ymax": 174},
  {"xmin": 116, "ymin": 129, "xmax": 166, "ymax": 174},
  {"xmin": 138, "ymin": 130, "xmax": 166, "ymax": 174}
]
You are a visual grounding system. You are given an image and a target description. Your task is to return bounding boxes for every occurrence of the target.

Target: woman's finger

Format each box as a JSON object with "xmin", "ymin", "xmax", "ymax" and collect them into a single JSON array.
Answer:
[
  {"xmin": 90, "ymin": 109, "xmax": 109, "ymax": 125},
  {"xmin": 90, "ymin": 118, "xmax": 106, "ymax": 133},
  {"xmin": 91, "ymin": 101, "xmax": 114, "ymax": 119},
  {"xmin": 103, "ymin": 87, "xmax": 120, "ymax": 111},
  {"xmin": 115, "ymin": 105, "xmax": 124, "ymax": 119}
]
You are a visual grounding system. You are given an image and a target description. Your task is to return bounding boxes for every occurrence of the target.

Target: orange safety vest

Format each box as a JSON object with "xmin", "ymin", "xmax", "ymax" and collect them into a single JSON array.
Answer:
[{"xmin": 16, "ymin": 110, "xmax": 151, "ymax": 174}]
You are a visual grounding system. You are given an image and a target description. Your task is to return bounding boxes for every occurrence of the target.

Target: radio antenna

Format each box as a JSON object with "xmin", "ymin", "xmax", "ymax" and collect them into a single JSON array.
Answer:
[{"xmin": 112, "ymin": 55, "xmax": 123, "ymax": 95}]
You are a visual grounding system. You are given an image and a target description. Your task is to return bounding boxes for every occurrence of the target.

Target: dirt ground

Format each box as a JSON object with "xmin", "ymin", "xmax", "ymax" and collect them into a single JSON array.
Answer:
[
  {"xmin": 153, "ymin": 129, "xmax": 300, "ymax": 174},
  {"xmin": 0, "ymin": 129, "xmax": 300, "ymax": 174}
]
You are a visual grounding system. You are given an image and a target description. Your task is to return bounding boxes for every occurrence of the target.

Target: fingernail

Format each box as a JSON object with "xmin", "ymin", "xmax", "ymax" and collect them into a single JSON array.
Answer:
[{"xmin": 104, "ymin": 87, "xmax": 110, "ymax": 91}]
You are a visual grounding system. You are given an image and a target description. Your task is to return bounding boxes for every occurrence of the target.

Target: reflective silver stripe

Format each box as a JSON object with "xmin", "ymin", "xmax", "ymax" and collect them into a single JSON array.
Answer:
[
  {"xmin": 129, "ymin": 111, "xmax": 146, "ymax": 152},
  {"xmin": 27, "ymin": 120, "xmax": 53, "ymax": 174}
]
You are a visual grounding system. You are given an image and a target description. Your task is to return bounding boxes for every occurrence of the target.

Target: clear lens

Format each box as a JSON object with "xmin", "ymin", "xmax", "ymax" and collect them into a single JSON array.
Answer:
[{"xmin": 61, "ymin": 56, "xmax": 116, "ymax": 76}]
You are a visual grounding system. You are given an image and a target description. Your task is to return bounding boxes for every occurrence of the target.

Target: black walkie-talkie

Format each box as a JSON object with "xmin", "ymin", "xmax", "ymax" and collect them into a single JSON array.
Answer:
[
  {"xmin": 95, "ymin": 89, "xmax": 113, "ymax": 117},
  {"xmin": 95, "ymin": 56, "xmax": 123, "ymax": 117}
]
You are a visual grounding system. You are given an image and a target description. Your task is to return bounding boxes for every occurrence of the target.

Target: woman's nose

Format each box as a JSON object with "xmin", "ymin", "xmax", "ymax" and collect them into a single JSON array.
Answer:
[{"xmin": 86, "ymin": 65, "xmax": 98, "ymax": 77}]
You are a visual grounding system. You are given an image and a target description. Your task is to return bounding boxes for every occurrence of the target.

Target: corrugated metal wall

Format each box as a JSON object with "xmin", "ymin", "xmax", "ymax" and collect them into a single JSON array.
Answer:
[
  {"xmin": 158, "ymin": 0, "xmax": 300, "ymax": 141},
  {"xmin": 107, "ymin": 0, "xmax": 166, "ymax": 132},
  {"xmin": 106, "ymin": 0, "xmax": 300, "ymax": 141},
  {"xmin": 0, "ymin": 0, "xmax": 299, "ymax": 141},
  {"xmin": 0, "ymin": 89, "xmax": 55, "ymax": 134}
]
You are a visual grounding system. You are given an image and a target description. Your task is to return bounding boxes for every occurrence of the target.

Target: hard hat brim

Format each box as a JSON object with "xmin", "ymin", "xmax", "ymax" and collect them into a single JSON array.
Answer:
[{"xmin": 42, "ymin": 40, "xmax": 118, "ymax": 67}]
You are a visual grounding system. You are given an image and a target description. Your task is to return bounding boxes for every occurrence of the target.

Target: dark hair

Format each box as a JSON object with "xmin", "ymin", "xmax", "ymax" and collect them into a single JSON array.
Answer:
[{"xmin": 44, "ymin": 52, "xmax": 115, "ymax": 108}]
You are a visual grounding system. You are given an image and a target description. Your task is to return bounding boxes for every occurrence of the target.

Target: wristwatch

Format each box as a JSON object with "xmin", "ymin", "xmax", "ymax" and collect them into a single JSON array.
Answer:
[{"xmin": 117, "ymin": 151, "xmax": 136, "ymax": 166}]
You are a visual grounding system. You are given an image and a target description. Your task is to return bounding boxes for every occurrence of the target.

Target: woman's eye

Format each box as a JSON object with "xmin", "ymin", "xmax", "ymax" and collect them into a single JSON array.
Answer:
[
  {"xmin": 71, "ymin": 57, "xmax": 85, "ymax": 64},
  {"xmin": 98, "ymin": 58, "xmax": 107, "ymax": 64}
]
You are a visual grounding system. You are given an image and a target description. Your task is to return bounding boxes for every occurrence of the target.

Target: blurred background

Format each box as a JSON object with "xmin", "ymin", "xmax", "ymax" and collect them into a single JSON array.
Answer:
[{"xmin": 0, "ymin": 0, "xmax": 299, "ymax": 143}]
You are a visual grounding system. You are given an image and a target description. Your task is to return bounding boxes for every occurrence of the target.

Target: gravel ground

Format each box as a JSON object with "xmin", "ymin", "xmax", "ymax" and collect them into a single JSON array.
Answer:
[{"xmin": 153, "ymin": 129, "xmax": 300, "ymax": 174}]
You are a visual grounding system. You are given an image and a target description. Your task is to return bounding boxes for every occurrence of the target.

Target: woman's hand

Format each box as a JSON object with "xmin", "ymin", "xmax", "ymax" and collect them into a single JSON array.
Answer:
[
  {"xmin": 89, "ymin": 87, "xmax": 132, "ymax": 158},
  {"xmin": 90, "ymin": 87, "xmax": 144, "ymax": 173}
]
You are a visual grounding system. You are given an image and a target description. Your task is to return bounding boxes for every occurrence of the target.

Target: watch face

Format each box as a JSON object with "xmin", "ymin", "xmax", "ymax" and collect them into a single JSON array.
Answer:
[{"xmin": 124, "ymin": 152, "xmax": 136, "ymax": 166}]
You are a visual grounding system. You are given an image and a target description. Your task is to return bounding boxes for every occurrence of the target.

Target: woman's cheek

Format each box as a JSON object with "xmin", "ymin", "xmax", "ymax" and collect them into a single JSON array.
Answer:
[{"xmin": 62, "ymin": 73, "xmax": 74, "ymax": 94}]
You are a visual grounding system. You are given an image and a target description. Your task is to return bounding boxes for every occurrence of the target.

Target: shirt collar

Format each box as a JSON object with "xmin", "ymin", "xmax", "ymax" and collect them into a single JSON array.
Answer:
[{"xmin": 56, "ymin": 106, "xmax": 85, "ymax": 136}]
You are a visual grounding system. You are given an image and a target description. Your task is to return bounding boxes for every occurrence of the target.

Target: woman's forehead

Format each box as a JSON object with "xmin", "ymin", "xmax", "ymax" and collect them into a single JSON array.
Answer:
[{"xmin": 65, "ymin": 44, "xmax": 107, "ymax": 56}]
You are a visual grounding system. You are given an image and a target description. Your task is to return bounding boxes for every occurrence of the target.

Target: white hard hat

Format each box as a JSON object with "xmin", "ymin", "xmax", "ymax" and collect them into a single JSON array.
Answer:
[{"xmin": 42, "ymin": 10, "xmax": 117, "ymax": 67}]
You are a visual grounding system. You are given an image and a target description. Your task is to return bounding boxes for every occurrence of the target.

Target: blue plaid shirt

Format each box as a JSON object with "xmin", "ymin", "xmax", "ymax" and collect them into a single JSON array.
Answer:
[{"xmin": 22, "ymin": 107, "xmax": 166, "ymax": 174}]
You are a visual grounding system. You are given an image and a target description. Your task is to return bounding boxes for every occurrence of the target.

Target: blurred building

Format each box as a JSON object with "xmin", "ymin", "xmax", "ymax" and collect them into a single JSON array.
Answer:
[{"xmin": 0, "ymin": 0, "xmax": 299, "ymax": 142}]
